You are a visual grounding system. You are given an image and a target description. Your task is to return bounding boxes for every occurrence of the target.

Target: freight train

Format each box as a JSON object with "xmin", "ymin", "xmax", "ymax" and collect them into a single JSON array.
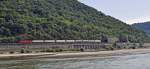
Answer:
[
  {"xmin": 0, "ymin": 40, "xmax": 104, "ymax": 51},
  {"xmin": 17, "ymin": 40, "xmax": 101, "ymax": 44}
]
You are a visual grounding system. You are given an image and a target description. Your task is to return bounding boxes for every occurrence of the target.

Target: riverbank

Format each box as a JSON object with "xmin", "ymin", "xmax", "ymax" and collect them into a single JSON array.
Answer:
[{"xmin": 0, "ymin": 48, "xmax": 150, "ymax": 60}]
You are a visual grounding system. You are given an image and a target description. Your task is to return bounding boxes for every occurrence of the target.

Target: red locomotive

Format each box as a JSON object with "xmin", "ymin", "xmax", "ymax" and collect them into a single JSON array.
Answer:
[{"xmin": 17, "ymin": 40, "xmax": 32, "ymax": 44}]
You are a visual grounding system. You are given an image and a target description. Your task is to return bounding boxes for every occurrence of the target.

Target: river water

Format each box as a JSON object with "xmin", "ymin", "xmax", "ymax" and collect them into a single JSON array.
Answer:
[{"xmin": 0, "ymin": 53, "xmax": 150, "ymax": 69}]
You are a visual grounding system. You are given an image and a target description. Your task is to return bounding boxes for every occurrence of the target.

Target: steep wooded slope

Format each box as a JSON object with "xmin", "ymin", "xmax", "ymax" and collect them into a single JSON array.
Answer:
[
  {"xmin": 132, "ymin": 22, "xmax": 150, "ymax": 37},
  {"xmin": 0, "ymin": 0, "xmax": 149, "ymax": 42}
]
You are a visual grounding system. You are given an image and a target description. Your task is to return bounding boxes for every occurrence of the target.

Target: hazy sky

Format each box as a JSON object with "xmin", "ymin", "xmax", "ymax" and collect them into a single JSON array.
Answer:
[{"xmin": 79, "ymin": 0, "xmax": 150, "ymax": 24}]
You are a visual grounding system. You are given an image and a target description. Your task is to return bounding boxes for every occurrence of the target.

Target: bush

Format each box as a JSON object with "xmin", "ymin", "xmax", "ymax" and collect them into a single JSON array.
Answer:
[
  {"xmin": 55, "ymin": 49, "xmax": 63, "ymax": 52},
  {"xmin": 40, "ymin": 49, "xmax": 63, "ymax": 52},
  {"xmin": 9, "ymin": 51, "xmax": 15, "ymax": 54},
  {"xmin": 41, "ymin": 48, "xmax": 83, "ymax": 52},
  {"xmin": 139, "ymin": 42, "xmax": 144, "ymax": 48},
  {"xmin": 26, "ymin": 50, "xmax": 32, "ymax": 53},
  {"xmin": 131, "ymin": 46, "xmax": 136, "ymax": 49},
  {"xmin": 105, "ymin": 46, "xmax": 114, "ymax": 51},
  {"xmin": 69, "ymin": 49, "xmax": 80, "ymax": 51},
  {"xmin": 80, "ymin": 48, "xmax": 84, "ymax": 52},
  {"xmin": 0, "ymin": 52, "xmax": 4, "ymax": 54},
  {"xmin": 20, "ymin": 49, "xmax": 25, "ymax": 53},
  {"xmin": 45, "ymin": 49, "xmax": 54, "ymax": 52}
]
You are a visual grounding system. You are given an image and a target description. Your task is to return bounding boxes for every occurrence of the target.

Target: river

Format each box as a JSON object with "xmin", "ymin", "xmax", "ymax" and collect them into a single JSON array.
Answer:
[{"xmin": 0, "ymin": 53, "xmax": 150, "ymax": 69}]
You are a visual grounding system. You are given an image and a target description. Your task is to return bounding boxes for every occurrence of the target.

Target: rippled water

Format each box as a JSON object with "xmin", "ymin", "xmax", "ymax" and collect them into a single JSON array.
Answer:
[{"xmin": 0, "ymin": 53, "xmax": 150, "ymax": 69}]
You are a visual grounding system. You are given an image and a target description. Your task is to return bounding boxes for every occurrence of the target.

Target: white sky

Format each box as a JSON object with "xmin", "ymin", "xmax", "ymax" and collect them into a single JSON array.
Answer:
[{"xmin": 79, "ymin": 0, "xmax": 150, "ymax": 24}]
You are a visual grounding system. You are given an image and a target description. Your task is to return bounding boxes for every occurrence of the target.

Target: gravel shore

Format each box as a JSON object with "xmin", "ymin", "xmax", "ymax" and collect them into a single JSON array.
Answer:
[{"xmin": 0, "ymin": 48, "xmax": 150, "ymax": 59}]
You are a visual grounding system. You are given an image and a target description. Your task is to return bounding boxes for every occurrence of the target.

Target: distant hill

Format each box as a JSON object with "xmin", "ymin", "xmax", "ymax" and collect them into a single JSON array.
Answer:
[
  {"xmin": 132, "ymin": 22, "xmax": 150, "ymax": 37},
  {"xmin": 0, "ymin": 0, "xmax": 149, "ymax": 42}
]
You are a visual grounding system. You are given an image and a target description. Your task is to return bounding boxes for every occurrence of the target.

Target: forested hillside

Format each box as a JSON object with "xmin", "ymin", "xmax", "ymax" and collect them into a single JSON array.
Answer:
[
  {"xmin": 132, "ymin": 22, "xmax": 150, "ymax": 37},
  {"xmin": 0, "ymin": 0, "xmax": 149, "ymax": 42}
]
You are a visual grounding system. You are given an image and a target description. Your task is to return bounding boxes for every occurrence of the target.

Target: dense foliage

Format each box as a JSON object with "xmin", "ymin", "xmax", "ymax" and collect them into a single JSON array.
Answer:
[
  {"xmin": 132, "ymin": 22, "xmax": 150, "ymax": 37},
  {"xmin": 0, "ymin": 0, "xmax": 149, "ymax": 42}
]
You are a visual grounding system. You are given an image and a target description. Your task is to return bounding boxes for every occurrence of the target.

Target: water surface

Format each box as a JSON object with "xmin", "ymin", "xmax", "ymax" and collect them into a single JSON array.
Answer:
[{"xmin": 0, "ymin": 53, "xmax": 150, "ymax": 69}]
